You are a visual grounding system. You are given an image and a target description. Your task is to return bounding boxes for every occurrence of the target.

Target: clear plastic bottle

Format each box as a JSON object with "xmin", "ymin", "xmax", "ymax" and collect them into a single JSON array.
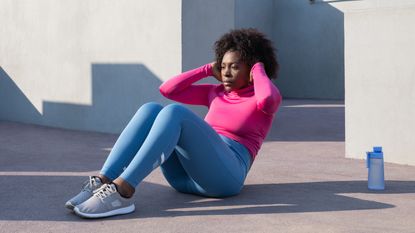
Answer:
[{"xmin": 366, "ymin": 146, "xmax": 385, "ymax": 190}]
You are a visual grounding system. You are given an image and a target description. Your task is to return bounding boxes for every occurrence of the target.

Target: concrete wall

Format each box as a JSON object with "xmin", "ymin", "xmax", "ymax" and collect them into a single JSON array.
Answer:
[
  {"xmin": 0, "ymin": 0, "xmax": 181, "ymax": 133},
  {"xmin": 180, "ymin": 0, "xmax": 234, "ymax": 116},
  {"xmin": 4, "ymin": 0, "xmax": 414, "ymax": 166},
  {"xmin": 0, "ymin": 0, "xmax": 278, "ymax": 133},
  {"xmin": 273, "ymin": 0, "xmax": 345, "ymax": 100},
  {"xmin": 181, "ymin": 0, "xmax": 275, "ymax": 116},
  {"xmin": 340, "ymin": 1, "xmax": 415, "ymax": 165},
  {"xmin": 269, "ymin": 0, "xmax": 415, "ymax": 165},
  {"xmin": 182, "ymin": 0, "xmax": 274, "ymax": 71},
  {"xmin": 235, "ymin": 0, "xmax": 274, "ymax": 40}
]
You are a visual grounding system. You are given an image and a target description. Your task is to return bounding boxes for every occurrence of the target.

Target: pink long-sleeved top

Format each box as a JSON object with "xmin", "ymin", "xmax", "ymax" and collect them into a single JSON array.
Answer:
[{"xmin": 159, "ymin": 62, "xmax": 282, "ymax": 159}]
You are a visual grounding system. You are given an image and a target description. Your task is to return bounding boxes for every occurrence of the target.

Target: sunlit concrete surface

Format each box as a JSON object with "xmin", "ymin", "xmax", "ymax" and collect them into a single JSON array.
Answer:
[{"xmin": 1, "ymin": 100, "xmax": 414, "ymax": 233}]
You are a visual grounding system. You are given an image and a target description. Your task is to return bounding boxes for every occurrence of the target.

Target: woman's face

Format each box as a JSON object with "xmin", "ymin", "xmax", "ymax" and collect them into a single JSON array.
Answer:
[{"xmin": 220, "ymin": 50, "xmax": 251, "ymax": 92}]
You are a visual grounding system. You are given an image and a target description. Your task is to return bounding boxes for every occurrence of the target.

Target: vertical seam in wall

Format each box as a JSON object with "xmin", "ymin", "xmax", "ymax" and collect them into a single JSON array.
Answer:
[
  {"xmin": 233, "ymin": 0, "xmax": 236, "ymax": 29},
  {"xmin": 180, "ymin": 0, "xmax": 184, "ymax": 72},
  {"xmin": 272, "ymin": 0, "xmax": 276, "ymax": 40}
]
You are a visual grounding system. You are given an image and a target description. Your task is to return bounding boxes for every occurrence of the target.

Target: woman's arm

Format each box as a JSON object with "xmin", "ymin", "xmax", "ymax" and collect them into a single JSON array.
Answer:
[
  {"xmin": 159, "ymin": 63, "xmax": 216, "ymax": 106},
  {"xmin": 251, "ymin": 62, "xmax": 282, "ymax": 115}
]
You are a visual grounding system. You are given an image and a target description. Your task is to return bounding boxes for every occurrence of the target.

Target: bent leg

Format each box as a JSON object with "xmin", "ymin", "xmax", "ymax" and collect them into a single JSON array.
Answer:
[
  {"xmin": 119, "ymin": 104, "xmax": 250, "ymax": 197},
  {"xmin": 100, "ymin": 102, "xmax": 163, "ymax": 180}
]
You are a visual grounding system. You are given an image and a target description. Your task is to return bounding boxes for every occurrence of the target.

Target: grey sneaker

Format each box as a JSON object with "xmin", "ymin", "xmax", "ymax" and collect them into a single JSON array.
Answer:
[
  {"xmin": 65, "ymin": 176, "xmax": 103, "ymax": 210},
  {"xmin": 74, "ymin": 183, "xmax": 135, "ymax": 218}
]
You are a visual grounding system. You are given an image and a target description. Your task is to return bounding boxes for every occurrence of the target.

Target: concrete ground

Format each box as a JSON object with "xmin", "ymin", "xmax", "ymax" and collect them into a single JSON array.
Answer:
[{"xmin": 1, "ymin": 99, "xmax": 414, "ymax": 233}]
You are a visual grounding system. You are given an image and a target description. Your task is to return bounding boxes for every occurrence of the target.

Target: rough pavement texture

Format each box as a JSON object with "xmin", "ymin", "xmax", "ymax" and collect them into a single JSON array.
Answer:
[{"xmin": 1, "ymin": 99, "xmax": 414, "ymax": 233}]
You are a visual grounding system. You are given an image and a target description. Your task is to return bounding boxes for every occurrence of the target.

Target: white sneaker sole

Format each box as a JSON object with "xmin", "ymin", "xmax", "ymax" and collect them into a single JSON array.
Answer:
[{"xmin": 74, "ymin": 204, "xmax": 135, "ymax": 218}]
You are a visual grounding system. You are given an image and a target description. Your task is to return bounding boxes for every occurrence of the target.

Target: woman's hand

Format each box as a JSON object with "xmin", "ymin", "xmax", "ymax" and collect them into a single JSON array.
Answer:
[
  {"xmin": 250, "ymin": 61, "xmax": 264, "ymax": 83},
  {"xmin": 210, "ymin": 62, "xmax": 222, "ymax": 82}
]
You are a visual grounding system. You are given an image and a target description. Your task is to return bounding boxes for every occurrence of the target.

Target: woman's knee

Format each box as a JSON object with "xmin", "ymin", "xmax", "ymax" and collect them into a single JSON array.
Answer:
[
  {"xmin": 164, "ymin": 103, "xmax": 188, "ymax": 112},
  {"xmin": 159, "ymin": 103, "xmax": 189, "ymax": 118},
  {"xmin": 134, "ymin": 102, "xmax": 163, "ymax": 116},
  {"xmin": 140, "ymin": 102, "xmax": 163, "ymax": 111}
]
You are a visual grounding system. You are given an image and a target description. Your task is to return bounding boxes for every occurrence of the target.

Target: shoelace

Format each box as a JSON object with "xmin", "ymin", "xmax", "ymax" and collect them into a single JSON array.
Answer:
[
  {"xmin": 94, "ymin": 184, "xmax": 117, "ymax": 201},
  {"xmin": 81, "ymin": 176, "xmax": 99, "ymax": 192}
]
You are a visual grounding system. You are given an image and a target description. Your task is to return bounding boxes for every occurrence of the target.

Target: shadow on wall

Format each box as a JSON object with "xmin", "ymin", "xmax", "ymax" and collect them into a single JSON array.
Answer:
[
  {"xmin": 0, "ymin": 67, "xmax": 43, "ymax": 124},
  {"xmin": 266, "ymin": 99, "xmax": 345, "ymax": 142},
  {"xmin": 1, "ymin": 66, "xmax": 345, "ymax": 142},
  {"xmin": 43, "ymin": 64, "xmax": 167, "ymax": 133},
  {"xmin": 0, "ymin": 64, "xmax": 167, "ymax": 134},
  {"xmin": 274, "ymin": 0, "xmax": 345, "ymax": 99}
]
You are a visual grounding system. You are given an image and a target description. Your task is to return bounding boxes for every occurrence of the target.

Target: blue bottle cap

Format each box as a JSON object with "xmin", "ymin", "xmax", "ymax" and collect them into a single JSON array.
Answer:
[{"xmin": 373, "ymin": 147, "xmax": 382, "ymax": 153}]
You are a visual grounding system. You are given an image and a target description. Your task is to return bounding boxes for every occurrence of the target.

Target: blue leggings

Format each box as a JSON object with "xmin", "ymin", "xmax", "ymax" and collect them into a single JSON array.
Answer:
[{"xmin": 100, "ymin": 102, "xmax": 252, "ymax": 197}]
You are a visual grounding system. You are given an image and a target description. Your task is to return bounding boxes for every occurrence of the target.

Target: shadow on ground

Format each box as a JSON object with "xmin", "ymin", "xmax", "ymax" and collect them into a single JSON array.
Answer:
[
  {"xmin": 0, "ymin": 122, "xmax": 116, "ymax": 173},
  {"xmin": 0, "ymin": 175, "xmax": 412, "ymax": 221}
]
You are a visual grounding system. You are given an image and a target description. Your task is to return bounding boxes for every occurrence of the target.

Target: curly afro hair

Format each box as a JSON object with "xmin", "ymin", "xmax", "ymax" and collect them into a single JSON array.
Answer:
[{"xmin": 214, "ymin": 28, "xmax": 279, "ymax": 79}]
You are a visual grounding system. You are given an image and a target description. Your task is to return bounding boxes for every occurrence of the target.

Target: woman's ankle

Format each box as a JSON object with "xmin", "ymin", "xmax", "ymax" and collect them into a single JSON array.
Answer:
[
  {"xmin": 97, "ymin": 174, "xmax": 111, "ymax": 184},
  {"xmin": 113, "ymin": 178, "xmax": 135, "ymax": 198}
]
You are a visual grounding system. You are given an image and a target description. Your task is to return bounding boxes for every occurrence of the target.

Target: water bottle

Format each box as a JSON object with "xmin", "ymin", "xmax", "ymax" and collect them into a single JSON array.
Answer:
[{"xmin": 366, "ymin": 146, "xmax": 385, "ymax": 190}]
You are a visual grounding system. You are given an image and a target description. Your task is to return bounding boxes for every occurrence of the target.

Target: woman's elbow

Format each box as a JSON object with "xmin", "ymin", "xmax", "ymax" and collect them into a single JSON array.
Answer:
[
  {"xmin": 258, "ymin": 94, "xmax": 282, "ymax": 114},
  {"xmin": 159, "ymin": 84, "xmax": 172, "ymax": 98}
]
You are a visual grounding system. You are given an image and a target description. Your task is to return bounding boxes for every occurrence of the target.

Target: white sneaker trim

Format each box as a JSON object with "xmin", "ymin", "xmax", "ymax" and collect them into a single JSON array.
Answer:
[{"xmin": 74, "ymin": 204, "xmax": 135, "ymax": 218}]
